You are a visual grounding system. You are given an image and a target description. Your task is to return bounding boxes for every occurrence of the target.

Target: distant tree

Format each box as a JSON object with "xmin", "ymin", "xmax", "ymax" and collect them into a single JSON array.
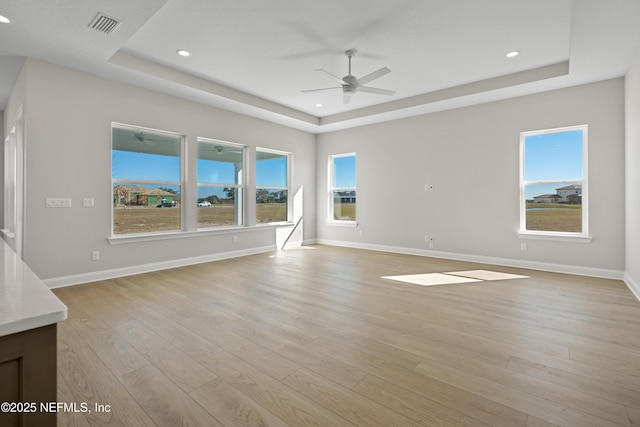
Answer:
[
  {"xmin": 222, "ymin": 187, "xmax": 235, "ymax": 200},
  {"xmin": 276, "ymin": 190, "xmax": 287, "ymax": 203},
  {"xmin": 256, "ymin": 188, "xmax": 270, "ymax": 203},
  {"xmin": 255, "ymin": 189, "xmax": 287, "ymax": 204},
  {"xmin": 159, "ymin": 187, "xmax": 176, "ymax": 194}
]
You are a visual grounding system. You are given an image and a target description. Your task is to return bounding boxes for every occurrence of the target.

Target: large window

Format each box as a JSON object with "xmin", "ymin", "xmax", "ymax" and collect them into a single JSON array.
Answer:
[
  {"xmin": 329, "ymin": 153, "xmax": 356, "ymax": 222},
  {"xmin": 256, "ymin": 149, "xmax": 290, "ymax": 223},
  {"xmin": 112, "ymin": 124, "xmax": 183, "ymax": 235},
  {"xmin": 197, "ymin": 138, "xmax": 245, "ymax": 228},
  {"xmin": 520, "ymin": 125, "xmax": 588, "ymax": 237}
]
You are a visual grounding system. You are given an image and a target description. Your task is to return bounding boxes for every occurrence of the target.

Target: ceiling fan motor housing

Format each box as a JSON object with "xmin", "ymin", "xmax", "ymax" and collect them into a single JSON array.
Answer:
[{"xmin": 342, "ymin": 75, "xmax": 358, "ymax": 93}]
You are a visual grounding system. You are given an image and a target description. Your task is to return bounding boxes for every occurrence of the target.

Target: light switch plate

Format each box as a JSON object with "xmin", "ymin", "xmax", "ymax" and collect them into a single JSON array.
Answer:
[{"xmin": 46, "ymin": 198, "xmax": 72, "ymax": 208}]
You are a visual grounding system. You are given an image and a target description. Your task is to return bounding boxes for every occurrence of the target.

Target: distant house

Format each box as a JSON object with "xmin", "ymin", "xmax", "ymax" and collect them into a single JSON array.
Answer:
[
  {"xmin": 139, "ymin": 188, "xmax": 176, "ymax": 206},
  {"xmin": 334, "ymin": 191, "xmax": 356, "ymax": 204},
  {"xmin": 533, "ymin": 194, "xmax": 563, "ymax": 204},
  {"xmin": 556, "ymin": 184, "xmax": 582, "ymax": 203},
  {"xmin": 113, "ymin": 185, "xmax": 176, "ymax": 206},
  {"xmin": 566, "ymin": 193, "xmax": 582, "ymax": 204},
  {"xmin": 113, "ymin": 184, "xmax": 146, "ymax": 206},
  {"xmin": 532, "ymin": 184, "xmax": 582, "ymax": 204}
]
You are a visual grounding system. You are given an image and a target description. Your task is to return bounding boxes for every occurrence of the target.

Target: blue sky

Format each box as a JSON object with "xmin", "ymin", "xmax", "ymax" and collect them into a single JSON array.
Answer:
[
  {"xmin": 333, "ymin": 155, "xmax": 356, "ymax": 188},
  {"xmin": 112, "ymin": 151, "xmax": 180, "ymax": 182},
  {"xmin": 523, "ymin": 129, "xmax": 583, "ymax": 199},
  {"xmin": 256, "ymin": 157, "xmax": 287, "ymax": 187}
]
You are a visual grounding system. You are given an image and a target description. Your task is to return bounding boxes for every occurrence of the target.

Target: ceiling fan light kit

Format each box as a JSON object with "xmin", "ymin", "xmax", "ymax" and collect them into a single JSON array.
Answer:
[{"xmin": 303, "ymin": 49, "xmax": 395, "ymax": 104}]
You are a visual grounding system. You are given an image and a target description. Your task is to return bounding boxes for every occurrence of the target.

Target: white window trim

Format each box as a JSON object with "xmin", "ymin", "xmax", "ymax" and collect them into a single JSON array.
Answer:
[
  {"xmin": 256, "ymin": 147, "xmax": 292, "ymax": 224},
  {"xmin": 2, "ymin": 105, "xmax": 24, "ymax": 256},
  {"xmin": 197, "ymin": 137, "xmax": 247, "ymax": 228},
  {"xmin": 519, "ymin": 124, "xmax": 590, "ymax": 242},
  {"xmin": 107, "ymin": 224, "xmax": 255, "ymax": 245},
  {"xmin": 111, "ymin": 123, "xmax": 185, "ymax": 237},
  {"xmin": 328, "ymin": 152, "xmax": 356, "ymax": 225}
]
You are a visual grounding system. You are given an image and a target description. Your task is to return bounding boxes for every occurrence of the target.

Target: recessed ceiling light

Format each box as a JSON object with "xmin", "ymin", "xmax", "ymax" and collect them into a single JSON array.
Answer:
[
  {"xmin": 506, "ymin": 51, "xmax": 520, "ymax": 58},
  {"xmin": 316, "ymin": 103, "xmax": 323, "ymax": 107},
  {"xmin": 176, "ymin": 49, "xmax": 191, "ymax": 57},
  {"xmin": 0, "ymin": 15, "xmax": 12, "ymax": 24}
]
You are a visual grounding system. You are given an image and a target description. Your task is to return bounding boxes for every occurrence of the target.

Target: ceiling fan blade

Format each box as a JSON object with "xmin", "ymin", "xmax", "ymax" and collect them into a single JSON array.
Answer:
[
  {"xmin": 301, "ymin": 87, "xmax": 341, "ymax": 93},
  {"xmin": 316, "ymin": 69, "xmax": 348, "ymax": 85},
  {"xmin": 358, "ymin": 86, "xmax": 396, "ymax": 96},
  {"xmin": 357, "ymin": 67, "xmax": 391, "ymax": 86}
]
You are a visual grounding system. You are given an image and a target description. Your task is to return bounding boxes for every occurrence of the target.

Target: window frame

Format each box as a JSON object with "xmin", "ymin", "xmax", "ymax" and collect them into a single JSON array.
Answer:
[
  {"xmin": 255, "ymin": 147, "xmax": 291, "ymax": 224},
  {"xmin": 518, "ymin": 124, "xmax": 591, "ymax": 242},
  {"xmin": 328, "ymin": 152, "xmax": 357, "ymax": 224},
  {"xmin": 2, "ymin": 106, "xmax": 24, "ymax": 256},
  {"xmin": 111, "ymin": 123, "xmax": 185, "ymax": 237},
  {"xmin": 196, "ymin": 137, "xmax": 247, "ymax": 229},
  {"xmin": 3, "ymin": 131, "xmax": 17, "ymax": 239}
]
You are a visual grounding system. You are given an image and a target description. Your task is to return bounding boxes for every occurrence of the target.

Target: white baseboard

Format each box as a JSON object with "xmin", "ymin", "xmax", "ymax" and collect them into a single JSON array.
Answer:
[
  {"xmin": 316, "ymin": 239, "xmax": 625, "ymax": 281},
  {"xmin": 45, "ymin": 245, "xmax": 276, "ymax": 289},
  {"xmin": 624, "ymin": 272, "xmax": 640, "ymax": 302},
  {"xmin": 46, "ymin": 239, "xmax": 638, "ymax": 303}
]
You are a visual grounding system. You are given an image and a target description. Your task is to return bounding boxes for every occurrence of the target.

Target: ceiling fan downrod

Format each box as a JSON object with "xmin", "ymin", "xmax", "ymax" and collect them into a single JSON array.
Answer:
[{"xmin": 345, "ymin": 49, "xmax": 356, "ymax": 76}]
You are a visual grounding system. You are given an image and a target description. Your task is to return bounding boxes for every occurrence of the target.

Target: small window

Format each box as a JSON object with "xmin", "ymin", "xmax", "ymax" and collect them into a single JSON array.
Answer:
[
  {"xmin": 197, "ymin": 139, "xmax": 245, "ymax": 228},
  {"xmin": 112, "ymin": 124, "xmax": 183, "ymax": 235},
  {"xmin": 520, "ymin": 125, "xmax": 588, "ymax": 237},
  {"xmin": 256, "ymin": 149, "xmax": 290, "ymax": 223},
  {"xmin": 329, "ymin": 153, "xmax": 356, "ymax": 222}
]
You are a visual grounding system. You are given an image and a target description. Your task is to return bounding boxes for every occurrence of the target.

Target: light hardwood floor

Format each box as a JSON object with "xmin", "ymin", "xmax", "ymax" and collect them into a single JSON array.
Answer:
[{"xmin": 53, "ymin": 245, "xmax": 640, "ymax": 426}]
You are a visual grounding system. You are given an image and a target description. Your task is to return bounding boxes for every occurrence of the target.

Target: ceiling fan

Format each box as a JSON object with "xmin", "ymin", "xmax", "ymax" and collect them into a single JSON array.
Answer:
[
  {"xmin": 132, "ymin": 132, "xmax": 155, "ymax": 144},
  {"xmin": 302, "ymin": 49, "xmax": 395, "ymax": 104}
]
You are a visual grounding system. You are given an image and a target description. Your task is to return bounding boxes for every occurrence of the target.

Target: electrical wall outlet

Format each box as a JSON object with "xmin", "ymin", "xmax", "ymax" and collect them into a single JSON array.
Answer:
[
  {"xmin": 425, "ymin": 235, "xmax": 434, "ymax": 249},
  {"xmin": 92, "ymin": 251, "xmax": 100, "ymax": 261}
]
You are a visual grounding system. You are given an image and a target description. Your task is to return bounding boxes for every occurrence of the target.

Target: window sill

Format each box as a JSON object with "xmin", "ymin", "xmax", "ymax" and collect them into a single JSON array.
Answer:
[
  {"xmin": 517, "ymin": 231, "xmax": 592, "ymax": 243},
  {"xmin": 109, "ymin": 226, "xmax": 266, "ymax": 245},
  {"xmin": 1, "ymin": 229, "xmax": 15, "ymax": 240},
  {"xmin": 327, "ymin": 220, "xmax": 358, "ymax": 227},
  {"xmin": 256, "ymin": 221, "xmax": 294, "ymax": 228}
]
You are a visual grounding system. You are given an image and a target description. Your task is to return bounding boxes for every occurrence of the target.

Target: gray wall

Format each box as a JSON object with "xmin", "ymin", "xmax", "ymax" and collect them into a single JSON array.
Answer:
[
  {"xmin": 625, "ymin": 50, "xmax": 640, "ymax": 297},
  {"xmin": 317, "ymin": 79, "xmax": 626, "ymax": 277},
  {"xmin": 2, "ymin": 58, "xmax": 634, "ymax": 285},
  {"xmin": 9, "ymin": 59, "xmax": 316, "ymax": 282}
]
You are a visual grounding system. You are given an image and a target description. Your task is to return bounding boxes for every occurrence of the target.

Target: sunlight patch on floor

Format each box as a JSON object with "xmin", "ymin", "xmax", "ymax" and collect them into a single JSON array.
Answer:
[
  {"xmin": 444, "ymin": 270, "xmax": 530, "ymax": 281},
  {"xmin": 382, "ymin": 269, "xmax": 530, "ymax": 287},
  {"xmin": 382, "ymin": 273, "xmax": 481, "ymax": 287}
]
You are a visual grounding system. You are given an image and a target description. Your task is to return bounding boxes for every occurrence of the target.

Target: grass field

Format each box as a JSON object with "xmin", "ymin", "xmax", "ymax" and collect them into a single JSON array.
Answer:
[
  {"xmin": 526, "ymin": 203, "xmax": 582, "ymax": 232},
  {"xmin": 114, "ymin": 202, "xmax": 578, "ymax": 234},
  {"xmin": 334, "ymin": 203, "xmax": 356, "ymax": 221},
  {"xmin": 113, "ymin": 203, "xmax": 287, "ymax": 234}
]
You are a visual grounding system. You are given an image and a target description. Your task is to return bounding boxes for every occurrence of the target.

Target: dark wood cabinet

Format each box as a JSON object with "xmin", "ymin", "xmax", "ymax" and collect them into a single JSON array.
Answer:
[{"xmin": 0, "ymin": 324, "xmax": 58, "ymax": 427}]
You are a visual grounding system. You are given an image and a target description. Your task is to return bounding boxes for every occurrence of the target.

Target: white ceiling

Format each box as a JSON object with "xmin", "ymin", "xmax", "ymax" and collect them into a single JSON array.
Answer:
[{"xmin": 1, "ymin": 0, "xmax": 640, "ymax": 133}]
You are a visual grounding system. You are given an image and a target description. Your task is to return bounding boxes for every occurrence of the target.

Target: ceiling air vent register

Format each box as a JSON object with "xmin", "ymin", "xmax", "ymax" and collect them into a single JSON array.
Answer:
[{"xmin": 88, "ymin": 12, "xmax": 121, "ymax": 34}]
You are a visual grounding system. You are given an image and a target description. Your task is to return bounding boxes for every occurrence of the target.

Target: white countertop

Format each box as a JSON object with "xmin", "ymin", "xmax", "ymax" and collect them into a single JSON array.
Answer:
[{"xmin": 0, "ymin": 239, "xmax": 67, "ymax": 337}]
